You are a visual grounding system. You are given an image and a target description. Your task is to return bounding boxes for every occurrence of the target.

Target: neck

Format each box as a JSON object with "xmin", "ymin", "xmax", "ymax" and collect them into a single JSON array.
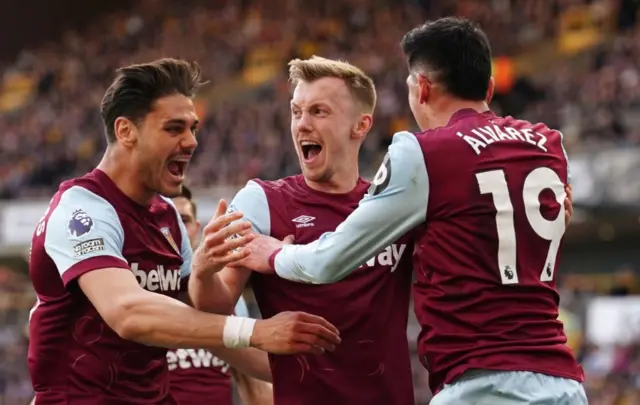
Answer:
[
  {"xmin": 97, "ymin": 147, "xmax": 154, "ymax": 205},
  {"xmin": 304, "ymin": 157, "xmax": 360, "ymax": 194},
  {"xmin": 430, "ymin": 98, "xmax": 490, "ymax": 128}
]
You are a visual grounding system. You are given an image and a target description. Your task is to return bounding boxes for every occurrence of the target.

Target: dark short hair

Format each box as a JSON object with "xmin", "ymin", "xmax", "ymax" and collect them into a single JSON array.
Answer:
[
  {"xmin": 400, "ymin": 17, "xmax": 492, "ymax": 101},
  {"xmin": 101, "ymin": 58, "xmax": 205, "ymax": 143},
  {"xmin": 179, "ymin": 185, "xmax": 197, "ymax": 218}
]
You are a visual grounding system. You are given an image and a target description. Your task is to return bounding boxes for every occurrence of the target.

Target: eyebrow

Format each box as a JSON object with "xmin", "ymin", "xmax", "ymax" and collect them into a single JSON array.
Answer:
[
  {"xmin": 290, "ymin": 101, "xmax": 332, "ymax": 109},
  {"xmin": 164, "ymin": 118, "xmax": 200, "ymax": 128}
]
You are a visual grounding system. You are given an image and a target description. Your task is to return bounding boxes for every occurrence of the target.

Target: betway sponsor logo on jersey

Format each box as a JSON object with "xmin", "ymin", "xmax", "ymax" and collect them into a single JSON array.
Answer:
[
  {"xmin": 167, "ymin": 349, "xmax": 230, "ymax": 374},
  {"xmin": 457, "ymin": 125, "xmax": 549, "ymax": 155},
  {"xmin": 131, "ymin": 262, "xmax": 181, "ymax": 292},
  {"xmin": 359, "ymin": 243, "xmax": 407, "ymax": 272}
]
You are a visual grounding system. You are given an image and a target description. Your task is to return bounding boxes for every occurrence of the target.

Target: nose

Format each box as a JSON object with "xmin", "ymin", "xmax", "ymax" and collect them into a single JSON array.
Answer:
[
  {"xmin": 296, "ymin": 112, "xmax": 312, "ymax": 133},
  {"xmin": 182, "ymin": 129, "xmax": 198, "ymax": 151}
]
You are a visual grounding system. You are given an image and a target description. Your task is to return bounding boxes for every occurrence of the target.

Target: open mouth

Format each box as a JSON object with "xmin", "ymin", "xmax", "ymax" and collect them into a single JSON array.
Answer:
[
  {"xmin": 300, "ymin": 140, "xmax": 322, "ymax": 162},
  {"xmin": 167, "ymin": 159, "xmax": 189, "ymax": 179}
]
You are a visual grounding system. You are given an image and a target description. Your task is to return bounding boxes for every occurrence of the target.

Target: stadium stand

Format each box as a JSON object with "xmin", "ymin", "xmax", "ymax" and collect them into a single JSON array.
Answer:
[{"xmin": 0, "ymin": 0, "xmax": 639, "ymax": 404}]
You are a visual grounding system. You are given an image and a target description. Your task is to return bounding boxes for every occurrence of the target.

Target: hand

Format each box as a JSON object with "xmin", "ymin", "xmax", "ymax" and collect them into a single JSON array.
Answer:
[
  {"xmin": 251, "ymin": 312, "xmax": 341, "ymax": 355},
  {"xmin": 564, "ymin": 184, "xmax": 573, "ymax": 228},
  {"xmin": 230, "ymin": 234, "xmax": 294, "ymax": 273},
  {"xmin": 192, "ymin": 200, "xmax": 256, "ymax": 277}
]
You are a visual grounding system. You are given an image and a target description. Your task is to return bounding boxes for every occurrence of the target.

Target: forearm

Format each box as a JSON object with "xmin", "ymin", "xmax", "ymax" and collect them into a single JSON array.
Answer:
[
  {"xmin": 274, "ymin": 131, "xmax": 429, "ymax": 284},
  {"xmin": 232, "ymin": 369, "xmax": 274, "ymax": 405},
  {"xmin": 212, "ymin": 346, "xmax": 272, "ymax": 382},
  {"xmin": 116, "ymin": 291, "xmax": 229, "ymax": 349},
  {"xmin": 188, "ymin": 272, "xmax": 235, "ymax": 314}
]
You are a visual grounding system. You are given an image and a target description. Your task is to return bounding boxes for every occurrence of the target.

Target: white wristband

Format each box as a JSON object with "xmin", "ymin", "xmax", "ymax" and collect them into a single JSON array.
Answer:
[{"xmin": 223, "ymin": 316, "xmax": 256, "ymax": 348}]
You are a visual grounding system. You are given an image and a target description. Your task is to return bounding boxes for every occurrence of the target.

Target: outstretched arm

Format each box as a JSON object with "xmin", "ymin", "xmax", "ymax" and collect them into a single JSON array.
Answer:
[
  {"xmin": 191, "ymin": 181, "xmax": 271, "ymax": 314},
  {"xmin": 41, "ymin": 186, "xmax": 339, "ymax": 355},
  {"xmin": 210, "ymin": 298, "xmax": 271, "ymax": 382},
  {"xmin": 236, "ymin": 131, "xmax": 430, "ymax": 283}
]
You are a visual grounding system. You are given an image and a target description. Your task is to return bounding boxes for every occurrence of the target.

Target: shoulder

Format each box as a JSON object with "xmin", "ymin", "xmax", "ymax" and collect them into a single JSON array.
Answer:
[
  {"xmin": 46, "ymin": 185, "xmax": 122, "ymax": 240},
  {"xmin": 230, "ymin": 180, "xmax": 269, "ymax": 208},
  {"xmin": 251, "ymin": 175, "xmax": 302, "ymax": 194},
  {"xmin": 387, "ymin": 131, "xmax": 426, "ymax": 163},
  {"xmin": 53, "ymin": 184, "xmax": 117, "ymax": 217},
  {"xmin": 229, "ymin": 180, "xmax": 272, "ymax": 235}
]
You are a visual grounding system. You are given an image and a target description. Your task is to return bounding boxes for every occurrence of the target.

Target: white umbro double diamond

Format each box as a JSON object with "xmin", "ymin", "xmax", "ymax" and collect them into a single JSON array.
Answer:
[{"xmin": 292, "ymin": 215, "xmax": 315, "ymax": 228}]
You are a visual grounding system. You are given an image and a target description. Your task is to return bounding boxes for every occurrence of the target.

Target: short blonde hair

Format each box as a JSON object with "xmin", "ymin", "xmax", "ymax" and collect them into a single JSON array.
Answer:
[{"xmin": 288, "ymin": 56, "xmax": 377, "ymax": 114}]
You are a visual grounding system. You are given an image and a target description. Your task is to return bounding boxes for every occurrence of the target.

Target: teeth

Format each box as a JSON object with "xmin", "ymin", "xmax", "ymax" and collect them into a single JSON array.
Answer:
[{"xmin": 300, "ymin": 141, "xmax": 320, "ymax": 146}]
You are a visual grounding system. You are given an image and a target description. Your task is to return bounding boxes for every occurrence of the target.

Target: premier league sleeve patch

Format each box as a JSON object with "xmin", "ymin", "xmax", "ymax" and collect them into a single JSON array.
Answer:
[{"xmin": 67, "ymin": 209, "xmax": 95, "ymax": 238}]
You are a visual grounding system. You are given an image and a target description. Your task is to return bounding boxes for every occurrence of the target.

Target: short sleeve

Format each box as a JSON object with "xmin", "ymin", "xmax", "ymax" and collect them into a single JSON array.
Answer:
[
  {"xmin": 227, "ymin": 180, "xmax": 271, "ymax": 236},
  {"xmin": 233, "ymin": 296, "xmax": 250, "ymax": 318},
  {"xmin": 44, "ymin": 186, "xmax": 129, "ymax": 286}
]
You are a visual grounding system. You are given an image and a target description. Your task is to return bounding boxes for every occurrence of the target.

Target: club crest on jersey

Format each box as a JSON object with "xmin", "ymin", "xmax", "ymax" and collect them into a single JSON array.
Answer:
[
  {"xmin": 68, "ymin": 209, "xmax": 94, "ymax": 238},
  {"xmin": 161, "ymin": 227, "xmax": 180, "ymax": 253}
]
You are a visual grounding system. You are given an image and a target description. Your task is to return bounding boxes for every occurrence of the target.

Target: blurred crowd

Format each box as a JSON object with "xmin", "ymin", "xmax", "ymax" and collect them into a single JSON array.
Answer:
[
  {"xmin": 0, "ymin": 0, "xmax": 639, "ymax": 199},
  {"xmin": 2, "ymin": 0, "xmax": 640, "ymax": 404}
]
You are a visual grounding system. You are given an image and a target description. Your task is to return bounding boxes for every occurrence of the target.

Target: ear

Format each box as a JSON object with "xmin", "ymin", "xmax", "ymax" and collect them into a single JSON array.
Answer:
[
  {"xmin": 416, "ymin": 73, "xmax": 431, "ymax": 105},
  {"xmin": 352, "ymin": 113, "xmax": 373, "ymax": 142},
  {"xmin": 486, "ymin": 77, "xmax": 495, "ymax": 104},
  {"xmin": 113, "ymin": 117, "xmax": 138, "ymax": 147}
]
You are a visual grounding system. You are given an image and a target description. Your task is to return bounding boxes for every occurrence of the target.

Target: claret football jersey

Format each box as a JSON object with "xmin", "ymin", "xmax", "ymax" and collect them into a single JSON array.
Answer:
[
  {"xmin": 271, "ymin": 109, "xmax": 584, "ymax": 393},
  {"xmin": 229, "ymin": 175, "xmax": 415, "ymax": 405},
  {"xmin": 29, "ymin": 169, "xmax": 191, "ymax": 404}
]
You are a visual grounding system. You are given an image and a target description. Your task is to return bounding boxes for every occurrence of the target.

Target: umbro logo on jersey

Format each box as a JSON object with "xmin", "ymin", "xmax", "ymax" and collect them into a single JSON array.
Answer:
[{"xmin": 292, "ymin": 215, "xmax": 315, "ymax": 228}]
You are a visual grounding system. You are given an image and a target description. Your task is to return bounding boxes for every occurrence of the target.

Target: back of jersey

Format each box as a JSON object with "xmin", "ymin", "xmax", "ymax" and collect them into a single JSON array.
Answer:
[{"xmin": 414, "ymin": 109, "xmax": 583, "ymax": 393}]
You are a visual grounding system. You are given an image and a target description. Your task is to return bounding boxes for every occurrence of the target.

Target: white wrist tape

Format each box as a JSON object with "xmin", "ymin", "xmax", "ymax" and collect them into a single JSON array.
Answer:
[{"xmin": 223, "ymin": 316, "xmax": 256, "ymax": 348}]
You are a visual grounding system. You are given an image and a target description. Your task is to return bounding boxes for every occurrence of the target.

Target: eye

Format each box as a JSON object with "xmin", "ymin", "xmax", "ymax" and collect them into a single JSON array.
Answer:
[
  {"xmin": 166, "ymin": 126, "xmax": 184, "ymax": 135},
  {"xmin": 291, "ymin": 109, "xmax": 301, "ymax": 118},
  {"xmin": 313, "ymin": 108, "xmax": 328, "ymax": 117}
]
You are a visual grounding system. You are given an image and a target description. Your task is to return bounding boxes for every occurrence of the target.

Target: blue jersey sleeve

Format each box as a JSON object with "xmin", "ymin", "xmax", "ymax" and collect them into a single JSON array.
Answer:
[
  {"xmin": 274, "ymin": 131, "xmax": 429, "ymax": 283},
  {"xmin": 44, "ymin": 186, "xmax": 128, "ymax": 281},
  {"xmin": 233, "ymin": 296, "xmax": 250, "ymax": 318},
  {"xmin": 228, "ymin": 180, "xmax": 271, "ymax": 236}
]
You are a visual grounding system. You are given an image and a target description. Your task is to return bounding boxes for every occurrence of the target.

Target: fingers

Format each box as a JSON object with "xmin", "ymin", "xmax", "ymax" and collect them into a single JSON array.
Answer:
[
  {"xmin": 208, "ymin": 233, "xmax": 256, "ymax": 256},
  {"xmin": 294, "ymin": 325, "xmax": 339, "ymax": 352},
  {"xmin": 289, "ymin": 339, "xmax": 328, "ymax": 356},
  {"xmin": 213, "ymin": 247, "xmax": 252, "ymax": 264},
  {"xmin": 204, "ymin": 211, "xmax": 245, "ymax": 233},
  {"xmin": 294, "ymin": 312, "xmax": 340, "ymax": 337},
  {"xmin": 203, "ymin": 221, "xmax": 253, "ymax": 248},
  {"xmin": 283, "ymin": 234, "xmax": 295, "ymax": 244},
  {"xmin": 214, "ymin": 199, "xmax": 228, "ymax": 219}
]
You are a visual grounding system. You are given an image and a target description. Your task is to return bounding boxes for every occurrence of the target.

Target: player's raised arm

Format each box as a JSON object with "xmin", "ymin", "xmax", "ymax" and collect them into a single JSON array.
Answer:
[
  {"xmin": 44, "ymin": 186, "xmax": 340, "ymax": 354},
  {"xmin": 242, "ymin": 131, "xmax": 429, "ymax": 283},
  {"xmin": 188, "ymin": 196, "xmax": 256, "ymax": 313},
  {"xmin": 190, "ymin": 180, "xmax": 270, "ymax": 314}
]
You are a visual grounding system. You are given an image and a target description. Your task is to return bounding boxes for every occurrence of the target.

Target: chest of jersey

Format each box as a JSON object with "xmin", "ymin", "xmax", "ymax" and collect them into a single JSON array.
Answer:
[
  {"xmin": 252, "ymin": 183, "xmax": 413, "ymax": 320},
  {"xmin": 118, "ymin": 208, "xmax": 184, "ymax": 297}
]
